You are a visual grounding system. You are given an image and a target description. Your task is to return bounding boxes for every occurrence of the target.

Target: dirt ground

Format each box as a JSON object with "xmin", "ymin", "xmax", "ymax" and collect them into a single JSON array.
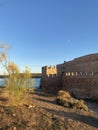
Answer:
[{"xmin": 0, "ymin": 88, "xmax": 98, "ymax": 130}]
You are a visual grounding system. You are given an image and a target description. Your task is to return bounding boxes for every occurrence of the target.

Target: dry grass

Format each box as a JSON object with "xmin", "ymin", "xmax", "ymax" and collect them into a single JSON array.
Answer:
[
  {"xmin": 56, "ymin": 90, "xmax": 88, "ymax": 111},
  {"xmin": 0, "ymin": 89, "xmax": 98, "ymax": 130},
  {"xmin": 57, "ymin": 90, "xmax": 71, "ymax": 98}
]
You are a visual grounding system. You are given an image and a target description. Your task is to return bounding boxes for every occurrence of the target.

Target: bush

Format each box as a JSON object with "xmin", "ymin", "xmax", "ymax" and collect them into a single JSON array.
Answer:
[
  {"xmin": 5, "ymin": 63, "xmax": 34, "ymax": 105},
  {"xmin": 56, "ymin": 90, "xmax": 88, "ymax": 111},
  {"xmin": 0, "ymin": 44, "xmax": 34, "ymax": 105},
  {"xmin": 57, "ymin": 90, "xmax": 71, "ymax": 98}
]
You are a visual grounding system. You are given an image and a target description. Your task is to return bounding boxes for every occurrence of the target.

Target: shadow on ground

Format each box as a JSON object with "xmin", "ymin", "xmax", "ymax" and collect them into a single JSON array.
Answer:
[
  {"xmin": 0, "ymin": 97, "xmax": 8, "ymax": 102},
  {"xmin": 33, "ymin": 97, "xmax": 56, "ymax": 104},
  {"xmin": 85, "ymin": 100, "xmax": 98, "ymax": 114},
  {"xmin": 33, "ymin": 91, "xmax": 55, "ymax": 97},
  {"xmin": 42, "ymin": 107, "xmax": 98, "ymax": 128}
]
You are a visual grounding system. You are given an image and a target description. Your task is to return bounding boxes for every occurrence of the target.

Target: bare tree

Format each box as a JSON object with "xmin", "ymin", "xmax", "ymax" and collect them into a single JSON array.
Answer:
[{"xmin": 0, "ymin": 43, "xmax": 10, "ymax": 74}]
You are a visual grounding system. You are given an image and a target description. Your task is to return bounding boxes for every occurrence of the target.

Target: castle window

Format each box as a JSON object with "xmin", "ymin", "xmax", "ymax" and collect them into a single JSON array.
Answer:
[
  {"xmin": 68, "ymin": 72, "xmax": 70, "ymax": 76},
  {"xmin": 72, "ymin": 72, "xmax": 74, "ymax": 76}
]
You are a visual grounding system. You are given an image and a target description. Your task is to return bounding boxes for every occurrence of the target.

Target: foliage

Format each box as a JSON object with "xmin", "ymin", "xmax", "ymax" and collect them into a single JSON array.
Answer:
[
  {"xmin": 6, "ymin": 63, "xmax": 34, "ymax": 105},
  {"xmin": 0, "ymin": 44, "xmax": 34, "ymax": 105}
]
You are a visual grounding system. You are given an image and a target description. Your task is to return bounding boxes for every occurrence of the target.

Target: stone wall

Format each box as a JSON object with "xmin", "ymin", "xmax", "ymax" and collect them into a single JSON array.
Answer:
[
  {"xmin": 64, "ymin": 60, "xmax": 98, "ymax": 72},
  {"xmin": 41, "ymin": 72, "xmax": 98, "ymax": 100},
  {"xmin": 41, "ymin": 75, "xmax": 62, "ymax": 93},
  {"xmin": 62, "ymin": 75, "xmax": 98, "ymax": 100},
  {"xmin": 63, "ymin": 53, "xmax": 98, "ymax": 72},
  {"xmin": 56, "ymin": 63, "xmax": 65, "ymax": 75}
]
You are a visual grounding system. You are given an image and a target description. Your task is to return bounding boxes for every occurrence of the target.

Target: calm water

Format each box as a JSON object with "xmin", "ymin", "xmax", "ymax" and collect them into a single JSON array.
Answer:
[
  {"xmin": 0, "ymin": 78, "xmax": 41, "ymax": 88},
  {"xmin": 33, "ymin": 78, "xmax": 41, "ymax": 88}
]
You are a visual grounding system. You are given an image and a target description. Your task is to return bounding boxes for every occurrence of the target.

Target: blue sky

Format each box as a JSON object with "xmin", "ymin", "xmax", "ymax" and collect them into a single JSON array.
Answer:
[{"xmin": 0, "ymin": 0, "xmax": 98, "ymax": 73}]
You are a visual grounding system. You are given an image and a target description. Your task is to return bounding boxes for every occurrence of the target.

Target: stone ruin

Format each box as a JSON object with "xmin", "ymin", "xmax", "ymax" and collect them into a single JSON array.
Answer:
[{"xmin": 41, "ymin": 53, "xmax": 98, "ymax": 100}]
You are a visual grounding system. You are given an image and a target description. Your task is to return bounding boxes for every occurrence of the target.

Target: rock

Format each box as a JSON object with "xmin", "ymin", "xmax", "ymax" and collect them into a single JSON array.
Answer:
[
  {"xmin": 12, "ymin": 113, "xmax": 16, "ymax": 117},
  {"xmin": 13, "ymin": 126, "xmax": 17, "ymax": 130},
  {"xmin": 28, "ymin": 105, "xmax": 33, "ymax": 109}
]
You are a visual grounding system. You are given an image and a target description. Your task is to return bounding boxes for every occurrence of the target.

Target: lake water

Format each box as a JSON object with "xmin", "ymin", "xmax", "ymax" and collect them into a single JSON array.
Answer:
[
  {"xmin": 33, "ymin": 78, "xmax": 41, "ymax": 88},
  {"xmin": 0, "ymin": 78, "xmax": 41, "ymax": 88}
]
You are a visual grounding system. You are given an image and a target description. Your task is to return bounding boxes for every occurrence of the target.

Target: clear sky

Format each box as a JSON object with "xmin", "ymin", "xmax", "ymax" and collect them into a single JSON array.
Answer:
[{"xmin": 0, "ymin": 0, "xmax": 98, "ymax": 73}]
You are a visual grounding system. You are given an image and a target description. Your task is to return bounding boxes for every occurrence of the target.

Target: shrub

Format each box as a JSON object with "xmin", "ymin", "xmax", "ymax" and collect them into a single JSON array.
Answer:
[
  {"xmin": 0, "ymin": 44, "xmax": 34, "ymax": 105},
  {"xmin": 5, "ymin": 63, "xmax": 34, "ymax": 105},
  {"xmin": 57, "ymin": 90, "xmax": 71, "ymax": 98},
  {"xmin": 56, "ymin": 90, "xmax": 88, "ymax": 111}
]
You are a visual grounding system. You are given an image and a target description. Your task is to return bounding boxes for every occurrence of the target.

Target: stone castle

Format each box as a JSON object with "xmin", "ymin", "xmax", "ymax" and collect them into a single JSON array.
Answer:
[{"xmin": 41, "ymin": 53, "xmax": 98, "ymax": 100}]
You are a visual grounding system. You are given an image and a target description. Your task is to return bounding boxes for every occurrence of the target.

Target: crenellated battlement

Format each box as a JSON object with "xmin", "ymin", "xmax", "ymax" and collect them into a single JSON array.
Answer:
[{"xmin": 42, "ymin": 65, "xmax": 57, "ymax": 77}]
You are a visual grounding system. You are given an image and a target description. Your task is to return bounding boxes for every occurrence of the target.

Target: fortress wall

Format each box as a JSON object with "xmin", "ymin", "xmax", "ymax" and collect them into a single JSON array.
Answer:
[
  {"xmin": 62, "ymin": 76, "xmax": 98, "ymax": 100},
  {"xmin": 56, "ymin": 63, "xmax": 65, "ymax": 75},
  {"xmin": 41, "ymin": 76, "xmax": 62, "ymax": 93},
  {"xmin": 55, "ymin": 60, "xmax": 98, "ymax": 74},
  {"xmin": 74, "ymin": 53, "xmax": 98, "ymax": 63},
  {"xmin": 41, "ymin": 71, "xmax": 98, "ymax": 100},
  {"xmin": 64, "ymin": 61, "xmax": 98, "ymax": 72},
  {"xmin": 41, "ymin": 54, "xmax": 98, "ymax": 100},
  {"xmin": 64, "ymin": 59, "xmax": 98, "ymax": 72}
]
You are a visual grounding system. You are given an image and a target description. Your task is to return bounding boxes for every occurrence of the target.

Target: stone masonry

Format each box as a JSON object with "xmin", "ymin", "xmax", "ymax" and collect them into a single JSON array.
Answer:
[{"xmin": 41, "ymin": 53, "xmax": 98, "ymax": 100}]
